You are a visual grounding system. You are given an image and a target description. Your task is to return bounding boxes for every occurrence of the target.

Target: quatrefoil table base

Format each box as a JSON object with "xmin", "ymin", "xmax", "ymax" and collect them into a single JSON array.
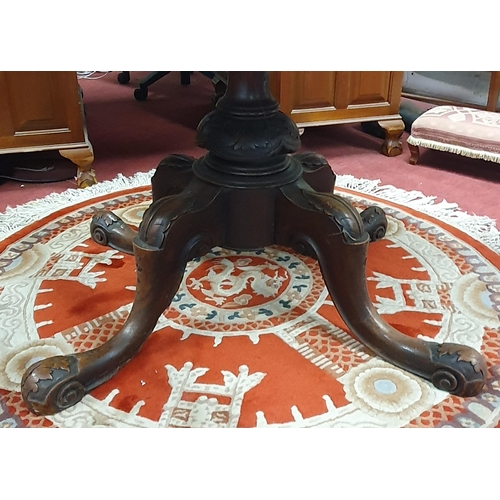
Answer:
[{"xmin": 21, "ymin": 72, "xmax": 487, "ymax": 416}]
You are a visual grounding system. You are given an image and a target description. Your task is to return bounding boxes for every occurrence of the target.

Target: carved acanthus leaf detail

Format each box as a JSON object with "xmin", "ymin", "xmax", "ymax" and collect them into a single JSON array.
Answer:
[
  {"xmin": 22, "ymin": 357, "xmax": 71, "ymax": 394},
  {"xmin": 301, "ymin": 189, "xmax": 365, "ymax": 242},
  {"xmin": 438, "ymin": 344, "xmax": 486, "ymax": 374}
]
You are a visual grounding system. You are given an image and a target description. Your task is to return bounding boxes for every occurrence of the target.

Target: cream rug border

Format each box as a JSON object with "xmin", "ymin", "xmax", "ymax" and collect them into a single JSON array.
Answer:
[{"xmin": 1, "ymin": 170, "xmax": 499, "ymax": 254}]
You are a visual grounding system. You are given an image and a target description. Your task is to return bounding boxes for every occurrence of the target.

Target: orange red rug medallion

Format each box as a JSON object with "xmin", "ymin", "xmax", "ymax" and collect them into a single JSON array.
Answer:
[{"xmin": 1, "ymin": 174, "xmax": 500, "ymax": 428}]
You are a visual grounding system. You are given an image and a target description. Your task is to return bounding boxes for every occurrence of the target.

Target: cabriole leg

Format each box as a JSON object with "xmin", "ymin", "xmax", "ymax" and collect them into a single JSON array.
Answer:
[
  {"xmin": 275, "ymin": 180, "xmax": 487, "ymax": 397},
  {"xmin": 408, "ymin": 142, "xmax": 420, "ymax": 165},
  {"xmin": 21, "ymin": 179, "xmax": 222, "ymax": 415}
]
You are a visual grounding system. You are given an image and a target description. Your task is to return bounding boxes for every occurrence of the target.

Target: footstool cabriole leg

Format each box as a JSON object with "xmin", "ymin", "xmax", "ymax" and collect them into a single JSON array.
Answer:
[
  {"xmin": 21, "ymin": 180, "xmax": 223, "ymax": 415},
  {"xmin": 276, "ymin": 181, "xmax": 487, "ymax": 397},
  {"xmin": 408, "ymin": 141, "xmax": 420, "ymax": 165}
]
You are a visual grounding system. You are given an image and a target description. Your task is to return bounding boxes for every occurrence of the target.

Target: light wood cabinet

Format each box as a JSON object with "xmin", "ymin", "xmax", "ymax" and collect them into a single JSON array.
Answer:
[
  {"xmin": 0, "ymin": 71, "xmax": 96, "ymax": 187},
  {"xmin": 269, "ymin": 71, "xmax": 405, "ymax": 156}
]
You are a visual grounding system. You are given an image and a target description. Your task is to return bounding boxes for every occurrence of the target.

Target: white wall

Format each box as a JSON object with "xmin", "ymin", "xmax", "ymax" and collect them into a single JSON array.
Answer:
[{"xmin": 403, "ymin": 71, "xmax": 499, "ymax": 109}]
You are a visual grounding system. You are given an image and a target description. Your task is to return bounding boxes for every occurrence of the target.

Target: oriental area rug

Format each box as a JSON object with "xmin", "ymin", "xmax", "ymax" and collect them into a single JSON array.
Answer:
[{"xmin": 1, "ymin": 172, "xmax": 500, "ymax": 428}]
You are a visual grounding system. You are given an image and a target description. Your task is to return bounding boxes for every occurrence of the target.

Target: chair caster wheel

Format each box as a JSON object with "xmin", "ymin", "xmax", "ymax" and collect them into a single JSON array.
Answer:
[
  {"xmin": 134, "ymin": 87, "xmax": 148, "ymax": 101},
  {"xmin": 117, "ymin": 72, "xmax": 130, "ymax": 84}
]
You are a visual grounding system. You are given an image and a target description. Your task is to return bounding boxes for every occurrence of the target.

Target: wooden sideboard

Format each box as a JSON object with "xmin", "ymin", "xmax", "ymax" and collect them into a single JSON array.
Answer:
[
  {"xmin": 269, "ymin": 71, "xmax": 405, "ymax": 156},
  {"xmin": 0, "ymin": 71, "xmax": 96, "ymax": 187}
]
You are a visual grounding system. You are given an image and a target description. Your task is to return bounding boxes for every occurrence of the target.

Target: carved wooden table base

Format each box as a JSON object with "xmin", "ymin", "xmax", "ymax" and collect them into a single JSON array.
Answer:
[{"xmin": 21, "ymin": 72, "xmax": 487, "ymax": 415}]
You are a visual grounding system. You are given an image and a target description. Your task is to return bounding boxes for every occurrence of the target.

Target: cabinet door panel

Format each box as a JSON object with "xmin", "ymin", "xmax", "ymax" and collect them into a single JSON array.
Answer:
[
  {"xmin": 0, "ymin": 72, "xmax": 85, "ymax": 151},
  {"xmin": 273, "ymin": 71, "xmax": 402, "ymax": 127},
  {"xmin": 338, "ymin": 71, "xmax": 392, "ymax": 108},
  {"xmin": 276, "ymin": 71, "xmax": 337, "ymax": 115}
]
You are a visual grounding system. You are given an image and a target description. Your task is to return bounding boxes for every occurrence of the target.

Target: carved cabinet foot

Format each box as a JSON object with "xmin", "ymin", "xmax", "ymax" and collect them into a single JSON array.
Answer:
[
  {"xmin": 275, "ymin": 180, "xmax": 487, "ymax": 397},
  {"xmin": 378, "ymin": 119, "xmax": 404, "ymax": 157},
  {"xmin": 59, "ymin": 145, "xmax": 96, "ymax": 188}
]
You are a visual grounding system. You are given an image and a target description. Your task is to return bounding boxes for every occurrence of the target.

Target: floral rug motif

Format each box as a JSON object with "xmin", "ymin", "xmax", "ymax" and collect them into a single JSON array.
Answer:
[{"xmin": 1, "ymin": 173, "xmax": 500, "ymax": 428}]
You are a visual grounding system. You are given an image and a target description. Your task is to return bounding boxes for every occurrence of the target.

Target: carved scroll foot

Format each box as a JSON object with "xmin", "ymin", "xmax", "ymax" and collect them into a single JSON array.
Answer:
[
  {"xmin": 90, "ymin": 211, "xmax": 137, "ymax": 254},
  {"xmin": 294, "ymin": 152, "xmax": 336, "ymax": 193},
  {"xmin": 408, "ymin": 142, "xmax": 420, "ymax": 165},
  {"xmin": 427, "ymin": 342, "xmax": 487, "ymax": 397},
  {"xmin": 22, "ymin": 235, "xmax": 175, "ymax": 415},
  {"xmin": 378, "ymin": 119, "xmax": 404, "ymax": 157},
  {"xmin": 360, "ymin": 206, "xmax": 387, "ymax": 242},
  {"xmin": 22, "ymin": 179, "xmax": 223, "ymax": 415},
  {"xmin": 21, "ymin": 355, "xmax": 85, "ymax": 415},
  {"xmin": 275, "ymin": 180, "xmax": 487, "ymax": 397}
]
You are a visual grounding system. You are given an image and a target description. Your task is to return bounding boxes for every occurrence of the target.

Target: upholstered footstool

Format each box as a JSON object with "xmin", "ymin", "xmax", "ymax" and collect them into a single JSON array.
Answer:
[{"xmin": 407, "ymin": 105, "xmax": 500, "ymax": 165}]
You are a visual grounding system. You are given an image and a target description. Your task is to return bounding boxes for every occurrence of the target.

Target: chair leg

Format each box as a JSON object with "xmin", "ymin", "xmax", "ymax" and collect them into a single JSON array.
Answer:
[
  {"xmin": 180, "ymin": 72, "xmax": 191, "ymax": 85},
  {"xmin": 134, "ymin": 72, "xmax": 172, "ymax": 100},
  {"xmin": 117, "ymin": 71, "xmax": 130, "ymax": 84},
  {"xmin": 140, "ymin": 71, "xmax": 171, "ymax": 88},
  {"xmin": 408, "ymin": 142, "xmax": 420, "ymax": 165},
  {"xmin": 199, "ymin": 71, "xmax": 216, "ymax": 80}
]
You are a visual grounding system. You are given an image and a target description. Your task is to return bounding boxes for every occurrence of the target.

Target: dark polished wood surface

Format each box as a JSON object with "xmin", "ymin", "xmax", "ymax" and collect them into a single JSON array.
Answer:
[{"xmin": 21, "ymin": 71, "xmax": 487, "ymax": 415}]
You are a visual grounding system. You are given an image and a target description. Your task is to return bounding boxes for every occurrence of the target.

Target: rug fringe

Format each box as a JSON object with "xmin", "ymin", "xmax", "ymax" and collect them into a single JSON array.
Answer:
[
  {"xmin": 1, "ymin": 171, "xmax": 499, "ymax": 254},
  {"xmin": 407, "ymin": 136, "xmax": 500, "ymax": 164},
  {"xmin": 336, "ymin": 175, "xmax": 500, "ymax": 254},
  {"xmin": 0, "ymin": 170, "xmax": 155, "ymax": 241}
]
